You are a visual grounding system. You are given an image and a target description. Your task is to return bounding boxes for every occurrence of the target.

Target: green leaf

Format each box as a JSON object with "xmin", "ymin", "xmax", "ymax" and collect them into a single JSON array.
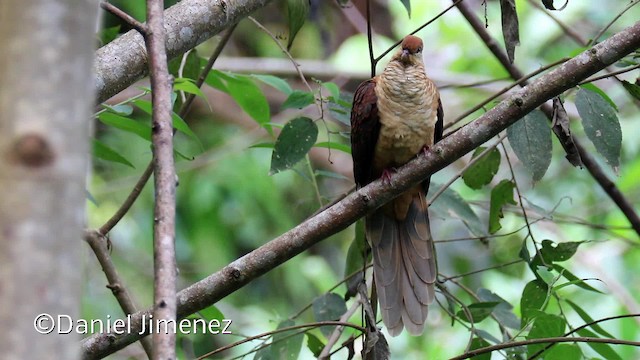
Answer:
[
  {"xmin": 577, "ymin": 328, "xmax": 623, "ymax": 360},
  {"xmin": 429, "ymin": 185, "xmax": 487, "ymax": 237},
  {"xmin": 270, "ymin": 117, "xmax": 318, "ymax": 174},
  {"xmin": 322, "ymin": 82, "xmax": 340, "ymax": 100},
  {"xmin": 580, "ymin": 83, "xmax": 618, "ymax": 110},
  {"xmin": 173, "ymin": 78, "xmax": 206, "ymax": 99},
  {"xmin": 305, "ymin": 333, "xmax": 325, "ymax": 358},
  {"xmin": 621, "ymin": 80, "xmax": 640, "ymax": 100},
  {"xmin": 477, "ymin": 288, "xmax": 521, "ymax": 329},
  {"xmin": 399, "ymin": 0, "xmax": 411, "ymax": 17},
  {"xmin": 282, "ymin": 90, "xmax": 315, "ymax": 110},
  {"xmin": 520, "ymin": 279, "xmax": 548, "ymax": 325},
  {"xmin": 98, "ymin": 25, "xmax": 120, "ymax": 46},
  {"xmin": 488, "ymin": 179, "xmax": 516, "ymax": 234},
  {"xmin": 314, "ymin": 141, "xmax": 351, "ymax": 154},
  {"xmin": 315, "ymin": 169, "xmax": 350, "ymax": 181},
  {"xmin": 565, "ymin": 299, "xmax": 615, "ymax": 338},
  {"xmin": 252, "ymin": 74, "xmax": 293, "ymax": 95},
  {"xmin": 500, "ymin": 0, "xmax": 520, "ymax": 63},
  {"xmin": 507, "ymin": 110, "xmax": 552, "ymax": 182},
  {"xmin": 198, "ymin": 305, "xmax": 225, "ymax": 322},
  {"xmin": 286, "ymin": 0, "xmax": 310, "ymax": 50},
  {"xmin": 132, "ymin": 99, "xmax": 202, "ymax": 148},
  {"xmin": 250, "ymin": 142, "xmax": 275, "ymax": 149},
  {"xmin": 92, "ymin": 139, "xmax": 134, "ymax": 168},
  {"xmin": 545, "ymin": 344, "xmax": 583, "ymax": 360},
  {"xmin": 526, "ymin": 314, "xmax": 566, "ymax": 358},
  {"xmin": 225, "ymin": 74, "xmax": 272, "ymax": 134},
  {"xmin": 457, "ymin": 302, "xmax": 501, "ymax": 323},
  {"xmin": 575, "ymin": 88, "xmax": 622, "ymax": 170},
  {"xmin": 312, "ymin": 293, "xmax": 347, "ymax": 338},
  {"xmin": 97, "ymin": 112, "xmax": 151, "ymax": 141},
  {"xmin": 101, "ymin": 103, "xmax": 133, "ymax": 116},
  {"xmin": 534, "ymin": 240, "xmax": 586, "ymax": 265},
  {"xmin": 553, "ymin": 264, "xmax": 604, "ymax": 294},
  {"xmin": 270, "ymin": 319, "xmax": 303, "ymax": 360},
  {"xmin": 462, "ymin": 147, "xmax": 501, "ymax": 189},
  {"xmin": 169, "ymin": 49, "xmax": 201, "ymax": 81},
  {"xmin": 327, "ymin": 94, "xmax": 352, "ymax": 125},
  {"xmin": 468, "ymin": 337, "xmax": 492, "ymax": 360}
]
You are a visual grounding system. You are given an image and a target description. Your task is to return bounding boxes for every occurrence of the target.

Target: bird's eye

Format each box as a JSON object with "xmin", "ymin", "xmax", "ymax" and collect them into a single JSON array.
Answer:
[{"xmin": 417, "ymin": 47, "xmax": 423, "ymax": 53}]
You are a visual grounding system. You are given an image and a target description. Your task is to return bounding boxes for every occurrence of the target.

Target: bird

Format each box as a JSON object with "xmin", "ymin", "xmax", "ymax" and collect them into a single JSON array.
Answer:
[{"xmin": 350, "ymin": 35, "xmax": 443, "ymax": 336}]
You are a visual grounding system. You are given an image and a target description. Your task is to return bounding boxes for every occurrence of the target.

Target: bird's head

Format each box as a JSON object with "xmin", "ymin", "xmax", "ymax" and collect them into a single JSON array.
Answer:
[{"xmin": 397, "ymin": 35, "xmax": 424, "ymax": 66}]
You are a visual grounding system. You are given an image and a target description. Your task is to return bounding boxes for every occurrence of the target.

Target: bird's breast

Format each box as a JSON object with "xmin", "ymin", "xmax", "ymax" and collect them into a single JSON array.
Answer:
[{"xmin": 373, "ymin": 67, "xmax": 439, "ymax": 170}]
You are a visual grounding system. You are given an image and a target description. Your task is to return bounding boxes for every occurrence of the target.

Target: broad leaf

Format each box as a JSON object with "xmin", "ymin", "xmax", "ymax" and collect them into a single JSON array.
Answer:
[
  {"xmin": 97, "ymin": 112, "xmax": 151, "ymax": 141},
  {"xmin": 507, "ymin": 110, "xmax": 552, "ymax": 182},
  {"xmin": 314, "ymin": 141, "xmax": 351, "ymax": 154},
  {"xmin": 305, "ymin": 333, "xmax": 325, "ymax": 357},
  {"xmin": 488, "ymin": 180, "xmax": 516, "ymax": 234},
  {"xmin": 469, "ymin": 337, "xmax": 492, "ymax": 360},
  {"xmin": 322, "ymin": 82, "xmax": 340, "ymax": 100},
  {"xmin": 282, "ymin": 90, "xmax": 315, "ymax": 110},
  {"xmin": 286, "ymin": 0, "xmax": 310, "ymax": 50},
  {"xmin": 621, "ymin": 80, "xmax": 640, "ymax": 100},
  {"xmin": 92, "ymin": 139, "xmax": 134, "ymax": 168},
  {"xmin": 462, "ymin": 146, "xmax": 501, "ymax": 189},
  {"xmin": 527, "ymin": 314, "xmax": 566, "ymax": 358},
  {"xmin": 576, "ymin": 87, "xmax": 622, "ymax": 170},
  {"xmin": 553, "ymin": 264, "xmax": 604, "ymax": 293},
  {"xmin": 576, "ymin": 328, "xmax": 623, "ymax": 360},
  {"xmin": 270, "ymin": 117, "xmax": 318, "ymax": 174},
  {"xmin": 399, "ymin": 0, "xmax": 411, "ymax": 17},
  {"xmin": 312, "ymin": 292, "xmax": 347, "ymax": 337},
  {"xmin": 520, "ymin": 279, "xmax": 548, "ymax": 325},
  {"xmin": 565, "ymin": 299, "xmax": 615, "ymax": 338},
  {"xmin": 545, "ymin": 344, "xmax": 583, "ymax": 360},
  {"xmin": 271, "ymin": 319, "xmax": 303, "ymax": 360},
  {"xmin": 457, "ymin": 302, "xmax": 501, "ymax": 323},
  {"xmin": 429, "ymin": 185, "xmax": 487, "ymax": 237},
  {"xmin": 252, "ymin": 74, "xmax": 293, "ymax": 95}
]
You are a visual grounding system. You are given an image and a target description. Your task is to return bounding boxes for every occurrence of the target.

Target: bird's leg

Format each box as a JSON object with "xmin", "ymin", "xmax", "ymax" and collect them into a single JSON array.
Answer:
[{"xmin": 380, "ymin": 168, "xmax": 397, "ymax": 184}]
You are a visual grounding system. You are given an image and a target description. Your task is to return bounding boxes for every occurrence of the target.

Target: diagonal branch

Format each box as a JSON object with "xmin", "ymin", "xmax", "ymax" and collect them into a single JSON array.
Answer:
[
  {"xmin": 95, "ymin": 0, "xmax": 274, "ymax": 103},
  {"xmin": 81, "ymin": 21, "xmax": 640, "ymax": 360},
  {"xmin": 454, "ymin": 1, "xmax": 640, "ymax": 237}
]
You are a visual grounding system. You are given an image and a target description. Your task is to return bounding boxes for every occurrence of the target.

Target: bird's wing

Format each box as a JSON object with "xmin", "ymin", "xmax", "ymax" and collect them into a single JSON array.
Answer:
[
  {"xmin": 435, "ymin": 97, "xmax": 444, "ymax": 144},
  {"xmin": 350, "ymin": 79, "xmax": 381, "ymax": 187}
]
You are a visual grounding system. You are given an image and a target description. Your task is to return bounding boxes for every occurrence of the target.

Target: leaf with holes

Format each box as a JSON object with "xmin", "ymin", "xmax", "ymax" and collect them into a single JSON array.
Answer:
[
  {"xmin": 488, "ymin": 180, "xmax": 516, "ymax": 234},
  {"xmin": 270, "ymin": 319, "xmax": 303, "ymax": 360},
  {"xmin": 312, "ymin": 292, "xmax": 347, "ymax": 337},
  {"xmin": 286, "ymin": 0, "xmax": 309, "ymax": 51},
  {"xmin": 527, "ymin": 314, "xmax": 566, "ymax": 358},
  {"xmin": 576, "ymin": 88, "xmax": 622, "ymax": 171},
  {"xmin": 270, "ymin": 117, "xmax": 318, "ymax": 174},
  {"xmin": 462, "ymin": 147, "xmax": 501, "ymax": 189},
  {"xmin": 507, "ymin": 110, "xmax": 552, "ymax": 182},
  {"xmin": 532, "ymin": 240, "xmax": 586, "ymax": 266},
  {"xmin": 520, "ymin": 279, "xmax": 548, "ymax": 325}
]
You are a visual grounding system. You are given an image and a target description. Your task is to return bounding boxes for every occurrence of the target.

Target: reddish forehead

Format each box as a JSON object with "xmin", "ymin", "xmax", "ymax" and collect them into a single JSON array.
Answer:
[{"xmin": 401, "ymin": 35, "xmax": 423, "ymax": 51}]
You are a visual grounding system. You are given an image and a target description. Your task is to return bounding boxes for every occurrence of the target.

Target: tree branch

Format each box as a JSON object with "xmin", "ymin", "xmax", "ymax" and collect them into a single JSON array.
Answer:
[
  {"xmin": 81, "ymin": 20, "xmax": 640, "ymax": 360},
  {"xmin": 454, "ymin": 1, "xmax": 640, "ymax": 237},
  {"xmin": 95, "ymin": 0, "xmax": 274, "ymax": 103},
  {"xmin": 145, "ymin": 0, "xmax": 177, "ymax": 357}
]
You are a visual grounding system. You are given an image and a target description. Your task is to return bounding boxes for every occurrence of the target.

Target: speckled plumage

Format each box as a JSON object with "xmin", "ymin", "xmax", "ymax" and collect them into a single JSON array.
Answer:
[{"xmin": 350, "ymin": 35, "xmax": 443, "ymax": 337}]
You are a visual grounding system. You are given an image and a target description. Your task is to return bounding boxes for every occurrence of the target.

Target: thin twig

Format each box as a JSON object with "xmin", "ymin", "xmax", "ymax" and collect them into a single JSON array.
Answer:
[
  {"xmin": 84, "ymin": 230, "xmax": 154, "ymax": 358},
  {"xmin": 428, "ymin": 133, "xmax": 507, "ymax": 204},
  {"xmin": 590, "ymin": 0, "xmax": 640, "ymax": 46},
  {"xmin": 319, "ymin": 298, "xmax": 363, "ymax": 359},
  {"xmin": 454, "ymin": 0, "xmax": 640, "ymax": 237},
  {"xmin": 441, "ymin": 259, "xmax": 524, "ymax": 281},
  {"xmin": 579, "ymin": 64, "xmax": 640, "ymax": 85},
  {"xmin": 100, "ymin": 1, "xmax": 148, "ymax": 35},
  {"xmin": 453, "ymin": 336, "xmax": 640, "ymax": 360}
]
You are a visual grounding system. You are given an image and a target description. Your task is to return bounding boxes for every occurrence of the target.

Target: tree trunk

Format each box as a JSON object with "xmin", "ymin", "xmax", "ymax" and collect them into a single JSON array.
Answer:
[{"xmin": 0, "ymin": 1, "xmax": 98, "ymax": 358}]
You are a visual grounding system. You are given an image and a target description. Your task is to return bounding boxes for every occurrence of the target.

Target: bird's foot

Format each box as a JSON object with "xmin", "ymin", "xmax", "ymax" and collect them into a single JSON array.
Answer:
[
  {"xmin": 381, "ymin": 168, "xmax": 397, "ymax": 184},
  {"xmin": 420, "ymin": 145, "xmax": 431, "ymax": 157}
]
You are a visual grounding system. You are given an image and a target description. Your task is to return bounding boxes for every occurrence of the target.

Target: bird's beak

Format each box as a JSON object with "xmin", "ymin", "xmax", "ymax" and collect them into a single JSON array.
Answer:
[{"xmin": 400, "ymin": 49, "xmax": 410, "ymax": 63}]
